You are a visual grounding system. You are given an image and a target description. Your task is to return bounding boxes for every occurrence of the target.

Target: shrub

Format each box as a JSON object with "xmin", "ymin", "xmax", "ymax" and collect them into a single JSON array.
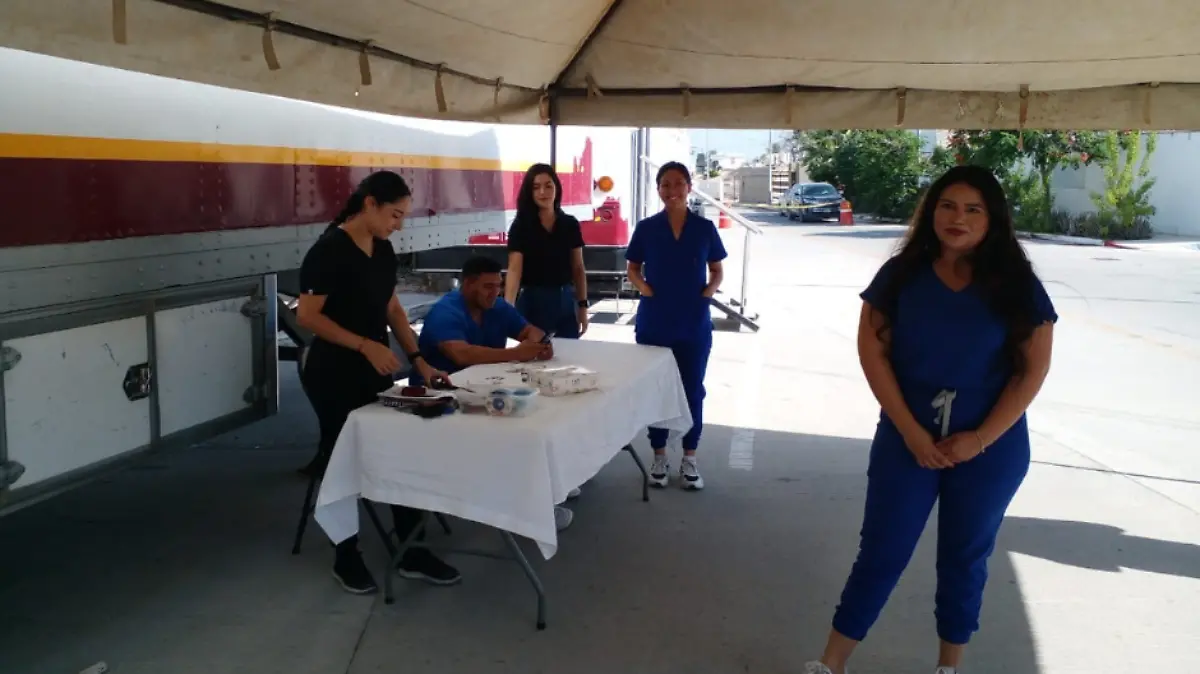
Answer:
[{"xmin": 1047, "ymin": 209, "xmax": 1153, "ymax": 240}]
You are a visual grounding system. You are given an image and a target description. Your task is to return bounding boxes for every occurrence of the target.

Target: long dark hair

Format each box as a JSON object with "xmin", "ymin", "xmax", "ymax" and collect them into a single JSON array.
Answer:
[
  {"xmin": 514, "ymin": 163, "xmax": 563, "ymax": 226},
  {"xmin": 326, "ymin": 170, "xmax": 412, "ymax": 232},
  {"xmin": 874, "ymin": 165, "xmax": 1039, "ymax": 376}
]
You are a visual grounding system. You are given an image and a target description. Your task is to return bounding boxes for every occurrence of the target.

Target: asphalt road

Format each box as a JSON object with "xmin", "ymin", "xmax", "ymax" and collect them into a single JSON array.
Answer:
[{"xmin": 726, "ymin": 209, "xmax": 1200, "ymax": 513}]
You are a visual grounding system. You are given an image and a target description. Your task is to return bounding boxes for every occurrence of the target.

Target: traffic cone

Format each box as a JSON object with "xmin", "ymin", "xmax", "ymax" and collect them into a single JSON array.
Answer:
[
  {"xmin": 838, "ymin": 200, "xmax": 854, "ymax": 226},
  {"xmin": 718, "ymin": 211, "xmax": 732, "ymax": 229}
]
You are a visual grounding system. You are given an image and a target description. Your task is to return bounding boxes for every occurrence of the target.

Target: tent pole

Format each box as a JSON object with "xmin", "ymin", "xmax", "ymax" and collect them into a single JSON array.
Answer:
[{"xmin": 548, "ymin": 92, "xmax": 559, "ymax": 168}]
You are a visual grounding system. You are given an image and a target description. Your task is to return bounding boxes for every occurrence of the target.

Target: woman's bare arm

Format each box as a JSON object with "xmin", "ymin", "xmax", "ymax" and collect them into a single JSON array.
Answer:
[
  {"xmin": 857, "ymin": 301, "xmax": 922, "ymax": 439},
  {"xmin": 297, "ymin": 294, "xmax": 368, "ymax": 352},
  {"xmin": 504, "ymin": 252, "xmax": 523, "ymax": 305},
  {"xmin": 570, "ymin": 247, "xmax": 588, "ymax": 302},
  {"xmin": 627, "ymin": 261, "xmax": 652, "ymax": 295},
  {"xmin": 386, "ymin": 295, "xmax": 421, "ymax": 355},
  {"xmin": 702, "ymin": 260, "xmax": 724, "ymax": 297},
  {"xmin": 976, "ymin": 323, "xmax": 1054, "ymax": 447}
]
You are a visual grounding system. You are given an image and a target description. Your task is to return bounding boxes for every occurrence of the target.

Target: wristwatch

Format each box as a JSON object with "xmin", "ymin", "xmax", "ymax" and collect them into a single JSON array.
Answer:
[
  {"xmin": 577, "ymin": 299, "xmax": 589, "ymax": 308},
  {"xmin": 406, "ymin": 351, "xmax": 424, "ymax": 364}
]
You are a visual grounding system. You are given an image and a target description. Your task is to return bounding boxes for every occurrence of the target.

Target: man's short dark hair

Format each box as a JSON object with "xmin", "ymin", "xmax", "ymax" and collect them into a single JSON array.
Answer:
[{"xmin": 461, "ymin": 255, "xmax": 503, "ymax": 279}]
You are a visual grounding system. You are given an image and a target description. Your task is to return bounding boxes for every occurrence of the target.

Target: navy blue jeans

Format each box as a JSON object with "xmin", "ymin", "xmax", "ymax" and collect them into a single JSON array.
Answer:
[{"xmin": 515, "ymin": 285, "xmax": 581, "ymax": 339}]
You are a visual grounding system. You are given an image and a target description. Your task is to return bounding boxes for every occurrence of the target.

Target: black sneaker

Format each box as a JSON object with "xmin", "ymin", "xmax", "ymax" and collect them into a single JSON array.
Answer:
[
  {"xmin": 332, "ymin": 551, "xmax": 378, "ymax": 594},
  {"xmin": 396, "ymin": 548, "xmax": 462, "ymax": 586}
]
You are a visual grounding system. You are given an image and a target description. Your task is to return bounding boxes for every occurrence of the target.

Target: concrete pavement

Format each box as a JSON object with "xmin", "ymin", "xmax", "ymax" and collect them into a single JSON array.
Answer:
[{"xmin": 0, "ymin": 211, "xmax": 1197, "ymax": 674}]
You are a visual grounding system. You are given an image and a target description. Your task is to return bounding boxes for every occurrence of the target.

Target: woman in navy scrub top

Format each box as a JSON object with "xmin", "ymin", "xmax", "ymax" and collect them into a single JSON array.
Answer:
[
  {"xmin": 625, "ymin": 161, "xmax": 727, "ymax": 491},
  {"xmin": 296, "ymin": 171, "xmax": 460, "ymax": 596},
  {"xmin": 804, "ymin": 166, "xmax": 1057, "ymax": 674}
]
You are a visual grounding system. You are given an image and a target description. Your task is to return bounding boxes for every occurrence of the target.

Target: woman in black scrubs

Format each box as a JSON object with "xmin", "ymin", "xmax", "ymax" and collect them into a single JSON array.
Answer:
[
  {"xmin": 297, "ymin": 170, "xmax": 460, "ymax": 594},
  {"xmin": 504, "ymin": 163, "xmax": 589, "ymax": 516},
  {"xmin": 504, "ymin": 163, "xmax": 590, "ymax": 338}
]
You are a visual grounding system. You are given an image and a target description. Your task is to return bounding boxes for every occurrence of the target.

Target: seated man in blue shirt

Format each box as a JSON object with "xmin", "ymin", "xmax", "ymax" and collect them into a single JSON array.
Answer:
[
  {"xmin": 416, "ymin": 256, "xmax": 578, "ymax": 530},
  {"xmin": 417, "ymin": 256, "xmax": 552, "ymax": 377}
]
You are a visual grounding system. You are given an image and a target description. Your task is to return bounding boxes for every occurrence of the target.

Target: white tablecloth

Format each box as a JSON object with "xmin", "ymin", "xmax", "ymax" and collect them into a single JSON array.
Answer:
[{"xmin": 312, "ymin": 338, "xmax": 692, "ymax": 559}]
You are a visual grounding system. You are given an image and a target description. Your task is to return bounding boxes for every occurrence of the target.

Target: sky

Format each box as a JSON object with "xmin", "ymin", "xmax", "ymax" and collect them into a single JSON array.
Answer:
[{"xmin": 688, "ymin": 129, "xmax": 794, "ymax": 158}]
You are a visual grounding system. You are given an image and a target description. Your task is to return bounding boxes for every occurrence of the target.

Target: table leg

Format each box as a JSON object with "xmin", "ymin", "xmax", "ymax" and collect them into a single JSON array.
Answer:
[
  {"xmin": 623, "ymin": 444, "xmax": 650, "ymax": 502},
  {"xmin": 379, "ymin": 513, "xmax": 549, "ymax": 630},
  {"xmin": 500, "ymin": 531, "xmax": 547, "ymax": 630},
  {"xmin": 383, "ymin": 512, "xmax": 429, "ymax": 605},
  {"xmin": 363, "ymin": 500, "xmax": 398, "ymax": 559},
  {"xmin": 290, "ymin": 472, "xmax": 321, "ymax": 555}
]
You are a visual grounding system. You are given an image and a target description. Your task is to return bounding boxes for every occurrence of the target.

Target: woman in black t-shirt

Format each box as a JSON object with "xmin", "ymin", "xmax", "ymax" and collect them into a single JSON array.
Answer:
[
  {"xmin": 504, "ymin": 164, "xmax": 589, "ymax": 338},
  {"xmin": 503, "ymin": 163, "xmax": 591, "ymax": 518},
  {"xmin": 297, "ymin": 171, "xmax": 459, "ymax": 595}
]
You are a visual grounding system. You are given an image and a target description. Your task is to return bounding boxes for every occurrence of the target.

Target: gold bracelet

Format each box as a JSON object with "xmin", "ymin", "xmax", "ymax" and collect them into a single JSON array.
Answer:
[{"xmin": 975, "ymin": 431, "xmax": 986, "ymax": 453}]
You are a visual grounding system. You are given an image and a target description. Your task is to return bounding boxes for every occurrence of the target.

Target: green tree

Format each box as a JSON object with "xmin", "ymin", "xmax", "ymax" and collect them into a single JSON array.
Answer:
[
  {"xmin": 792, "ymin": 130, "xmax": 843, "ymax": 183},
  {"xmin": 927, "ymin": 145, "xmax": 957, "ymax": 180},
  {"xmin": 794, "ymin": 130, "xmax": 927, "ymax": 218},
  {"xmin": 1018, "ymin": 131, "xmax": 1108, "ymax": 229},
  {"xmin": 947, "ymin": 131, "xmax": 1023, "ymax": 178},
  {"xmin": 1001, "ymin": 165, "xmax": 1047, "ymax": 232},
  {"xmin": 948, "ymin": 130, "xmax": 1108, "ymax": 230},
  {"xmin": 1090, "ymin": 131, "xmax": 1157, "ymax": 237}
]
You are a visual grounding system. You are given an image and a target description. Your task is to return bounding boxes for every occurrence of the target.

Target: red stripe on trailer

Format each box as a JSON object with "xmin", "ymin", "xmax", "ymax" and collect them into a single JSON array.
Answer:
[{"xmin": 0, "ymin": 138, "xmax": 598, "ymax": 249}]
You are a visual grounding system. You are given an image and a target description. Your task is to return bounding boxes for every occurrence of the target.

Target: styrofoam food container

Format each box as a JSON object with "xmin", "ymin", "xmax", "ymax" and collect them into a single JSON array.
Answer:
[{"xmin": 484, "ymin": 386, "xmax": 539, "ymax": 417}]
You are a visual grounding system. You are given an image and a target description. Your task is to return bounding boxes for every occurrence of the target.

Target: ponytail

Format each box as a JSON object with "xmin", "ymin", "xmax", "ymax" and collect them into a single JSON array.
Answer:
[
  {"xmin": 326, "ymin": 192, "xmax": 366, "ymax": 232},
  {"xmin": 325, "ymin": 170, "xmax": 413, "ymax": 232}
]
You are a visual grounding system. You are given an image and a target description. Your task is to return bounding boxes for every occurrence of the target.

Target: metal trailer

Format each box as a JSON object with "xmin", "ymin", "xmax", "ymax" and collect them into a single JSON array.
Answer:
[{"xmin": 0, "ymin": 47, "xmax": 689, "ymax": 513}]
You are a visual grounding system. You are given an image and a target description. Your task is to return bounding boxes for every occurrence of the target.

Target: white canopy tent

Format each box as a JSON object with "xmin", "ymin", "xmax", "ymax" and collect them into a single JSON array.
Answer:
[{"xmin": 2, "ymin": 0, "xmax": 1199, "ymax": 130}]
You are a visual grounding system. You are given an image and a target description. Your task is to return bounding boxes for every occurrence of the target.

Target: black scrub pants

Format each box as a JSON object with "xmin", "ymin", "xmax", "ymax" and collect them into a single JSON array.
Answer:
[{"xmin": 301, "ymin": 351, "xmax": 425, "ymax": 558}]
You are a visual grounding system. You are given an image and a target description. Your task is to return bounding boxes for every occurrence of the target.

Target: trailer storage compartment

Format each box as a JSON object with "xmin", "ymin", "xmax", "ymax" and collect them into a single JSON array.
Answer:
[{"xmin": 0, "ymin": 277, "xmax": 277, "ymax": 513}]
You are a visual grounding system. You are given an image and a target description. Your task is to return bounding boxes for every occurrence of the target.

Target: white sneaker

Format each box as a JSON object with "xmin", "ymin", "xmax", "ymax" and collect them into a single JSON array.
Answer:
[
  {"xmin": 649, "ymin": 454, "xmax": 670, "ymax": 488},
  {"xmin": 935, "ymin": 668, "xmax": 957, "ymax": 674},
  {"xmin": 680, "ymin": 455, "xmax": 704, "ymax": 490},
  {"xmin": 566, "ymin": 487, "xmax": 581, "ymax": 500},
  {"xmin": 803, "ymin": 661, "xmax": 842, "ymax": 674},
  {"xmin": 554, "ymin": 505, "xmax": 574, "ymax": 531}
]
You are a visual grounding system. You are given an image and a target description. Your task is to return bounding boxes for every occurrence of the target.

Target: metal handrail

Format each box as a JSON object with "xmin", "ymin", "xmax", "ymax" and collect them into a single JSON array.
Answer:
[{"xmin": 638, "ymin": 156, "xmax": 763, "ymax": 234}]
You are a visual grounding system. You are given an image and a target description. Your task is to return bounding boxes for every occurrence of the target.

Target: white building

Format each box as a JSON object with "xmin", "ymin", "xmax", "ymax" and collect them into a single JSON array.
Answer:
[
  {"xmin": 1049, "ymin": 132, "xmax": 1200, "ymax": 237},
  {"xmin": 916, "ymin": 129, "xmax": 949, "ymax": 156},
  {"xmin": 710, "ymin": 152, "xmax": 748, "ymax": 170}
]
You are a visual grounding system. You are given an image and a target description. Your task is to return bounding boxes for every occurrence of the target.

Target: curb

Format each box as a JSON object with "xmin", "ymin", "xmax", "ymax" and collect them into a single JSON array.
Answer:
[{"xmin": 1019, "ymin": 231, "xmax": 1140, "ymax": 250}]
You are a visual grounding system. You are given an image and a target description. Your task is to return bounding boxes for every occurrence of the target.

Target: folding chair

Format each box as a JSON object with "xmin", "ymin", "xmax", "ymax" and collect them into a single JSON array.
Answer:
[
  {"xmin": 291, "ymin": 465, "xmax": 454, "ymax": 555},
  {"xmin": 291, "ymin": 351, "xmax": 452, "ymax": 555}
]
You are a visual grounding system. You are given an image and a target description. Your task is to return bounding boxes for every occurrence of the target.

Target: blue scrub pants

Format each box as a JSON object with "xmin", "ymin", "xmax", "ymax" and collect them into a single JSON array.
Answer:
[
  {"xmin": 832, "ymin": 387, "xmax": 1031, "ymax": 645},
  {"xmin": 516, "ymin": 285, "xmax": 581, "ymax": 339},
  {"xmin": 636, "ymin": 330, "xmax": 713, "ymax": 451}
]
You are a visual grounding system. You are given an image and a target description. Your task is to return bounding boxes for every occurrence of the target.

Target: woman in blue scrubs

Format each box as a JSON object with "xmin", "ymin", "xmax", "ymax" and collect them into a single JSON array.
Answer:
[
  {"xmin": 804, "ymin": 165, "xmax": 1057, "ymax": 674},
  {"xmin": 625, "ymin": 161, "xmax": 727, "ymax": 491}
]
